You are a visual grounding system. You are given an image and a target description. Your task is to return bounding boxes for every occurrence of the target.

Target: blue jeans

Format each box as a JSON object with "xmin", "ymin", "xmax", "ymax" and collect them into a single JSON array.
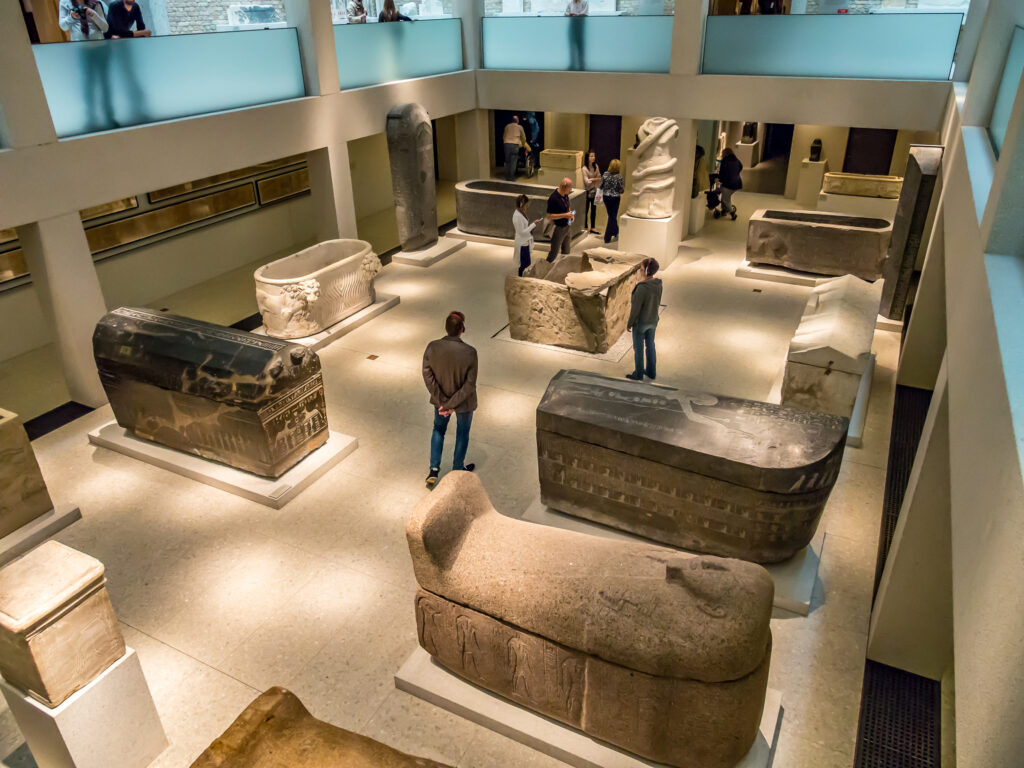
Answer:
[
  {"xmin": 632, "ymin": 324, "xmax": 657, "ymax": 379},
  {"xmin": 430, "ymin": 409, "xmax": 473, "ymax": 471},
  {"xmin": 504, "ymin": 143, "xmax": 519, "ymax": 180}
]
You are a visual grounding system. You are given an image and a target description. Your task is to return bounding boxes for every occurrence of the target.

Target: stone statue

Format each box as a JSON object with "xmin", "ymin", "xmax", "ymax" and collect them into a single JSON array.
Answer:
[
  {"xmin": 191, "ymin": 687, "xmax": 452, "ymax": 767},
  {"xmin": 387, "ymin": 103, "xmax": 438, "ymax": 252},
  {"xmin": 0, "ymin": 408, "xmax": 52, "ymax": 541},
  {"xmin": 537, "ymin": 369, "xmax": 848, "ymax": 563},
  {"xmin": 626, "ymin": 117, "xmax": 680, "ymax": 219},
  {"xmin": 809, "ymin": 138, "xmax": 823, "ymax": 162},
  {"xmin": 93, "ymin": 308, "xmax": 329, "ymax": 477},
  {"xmin": 741, "ymin": 121, "xmax": 757, "ymax": 143},
  {"xmin": 406, "ymin": 472, "xmax": 774, "ymax": 768}
]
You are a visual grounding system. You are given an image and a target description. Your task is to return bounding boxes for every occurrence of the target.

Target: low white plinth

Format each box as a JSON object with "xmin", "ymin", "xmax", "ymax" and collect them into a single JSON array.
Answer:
[
  {"xmin": 876, "ymin": 314, "xmax": 903, "ymax": 332},
  {"xmin": 735, "ymin": 140, "xmax": 760, "ymax": 169},
  {"xmin": 88, "ymin": 423, "xmax": 357, "ymax": 509},
  {"xmin": 847, "ymin": 353, "xmax": 876, "ymax": 449},
  {"xmin": 688, "ymin": 194, "xmax": 707, "ymax": 235},
  {"xmin": 447, "ymin": 227, "xmax": 587, "ymax": 253},
  {"xmin": 736, "ymin": 260, "xmax": 830, "ymax": 287},
  {"xmin": 796, "ymin": 158, "xmax": 829, "ymax": 210},
  {"xmin": 818, "ymin": 191, "xmax": 898, "ymax": 221},
  {"xmin": 395, "ymin": 648, "xmax": 782, "ymax": 768},
  {"xmin": 0, "ymin": 504, "xmax": 81, "ymax": 568},
  {"xmin": 521, "ymin": 499, "xmax": 824, "ymax": 616},
  {"xmin": 391, "ymin": 236, "xmax": 466, "ymax": 267},
  {"xmin": 618, "ymin": 211, "xmax": 682, "ymax": 269},
  {"xmin": 1, "ymin": 647, "xmax": 167, "ymax": 768},
  {"xmin": 255, "ymin": 293, "xmax": 399, "ymax": 351}
]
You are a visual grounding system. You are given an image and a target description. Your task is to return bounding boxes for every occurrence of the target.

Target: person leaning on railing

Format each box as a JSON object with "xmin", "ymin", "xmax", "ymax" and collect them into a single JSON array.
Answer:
[
  {"xmin": 379, "ymin": 0, "xmax": 412, "ymax": 22},
  {"xmin": 347, "ymin": 0, "xmax": 367, "ymax": 23},
  {"xmin": 104, "ymin": 0, "xmax": 152, "ymax": 38},
  {"xmin": 59, "ymin": 0, "xmax": 108, "ymax": 41}
]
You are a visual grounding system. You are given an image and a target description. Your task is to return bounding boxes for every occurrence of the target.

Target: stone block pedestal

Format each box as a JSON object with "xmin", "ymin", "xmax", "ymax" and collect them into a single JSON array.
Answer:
[
  {"xmin": 618, "ymin": 211, "xmax": 682, "ymax": 269},
  {"xmin": 688, "ymin": 195, "xmax": 707, "ymax": 235},
  {"xmin": 735, "ymin": 140, "xmax": 760, "ymax": 169},
  {"xmin": 796, "ymin": 158, "xmax": 828, "ymax": 210}
]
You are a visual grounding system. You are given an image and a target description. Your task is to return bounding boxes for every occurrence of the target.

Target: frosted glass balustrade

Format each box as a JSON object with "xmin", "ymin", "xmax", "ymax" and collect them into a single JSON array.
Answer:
[
  {"xmin": 32, "ymin": 29, "xmax": 305, "ymax": 138},
  {"xmin": 989, "ymin": 26, "xmax": 1024, "ymax": 157},
  {"xmin": 481, "ymin": 16, "xmax": 672, "ymax": 73},
  {"xmin": 702, "ymin": 14, "xmax": 962, "ymax": 80},
  {"xmin": 335, "ymin": 20, "xmax": 463, "ymax": 89}
]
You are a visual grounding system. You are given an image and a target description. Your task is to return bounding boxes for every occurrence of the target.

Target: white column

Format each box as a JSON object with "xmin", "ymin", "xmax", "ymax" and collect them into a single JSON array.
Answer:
[
  {"xmin": 674, "ymin": 119, "xmax": 697, "ymax": 239},
  {"xmin": 670, "ymin": 0, "xmax": 708, "ymax": 76},
  {"xmin": 455, "ymin": 109, "xmax": 491, "ymax": 180},
  {"xmin": 18, "ymin": 215, "xmax": 108, "ymax": 407},
  {"xmin": 306, "ymin": 144, "xmax": 359, "ymax": 241},
  {"xmin": 0, "ymin": 1, "xmax": 57, "ymax": 148},
  {"xmin": 454, "ymin": 0, "xmax": 482, "ymax": 71},
  {"xmin": 284, "ymin": 0, "xmax": 341, "ymax": 96},
  {"xmin": 898, "ymin": 206, "xmax": 947, "ymax": 390}
]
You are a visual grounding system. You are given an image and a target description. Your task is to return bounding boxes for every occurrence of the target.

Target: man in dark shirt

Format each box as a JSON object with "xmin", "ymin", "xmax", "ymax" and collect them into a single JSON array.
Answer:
[
  {"xmin": 105, "ymin": 0, "xmax": 152, "ymax": 38},
  {"xmin": 545, "ymin": 178, "xmax": 574, "ymax": 263}
]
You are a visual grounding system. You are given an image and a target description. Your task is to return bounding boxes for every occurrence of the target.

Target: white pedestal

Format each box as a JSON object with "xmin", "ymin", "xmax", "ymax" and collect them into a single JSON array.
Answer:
[
  {"xmin": 735, "ymin": 140, "xmax": 760, "ymax": 169},
  {"xmin": 395, "ymin": 648, "xmax": 782, "ymax": 768},
  {"xmin": 688, "ymin": 194, "xmax": 707, "ymax": 235},
  {"xmin": 447, "ymin": 227, "xmax": 587, "ymax": 254},
  {"xmin": 847, "ymin": 353, "xmax": 876, "ymax": 449},
  {"xmin": 521, "ymin": 499, "xmax": 824, "ymax": 616},
  {"xmin": 796, "ymin": 158, "xmax": 829, "ymax": 210},
  {"xmin": 391, "ymin": 236, "xmax": 466, "ymax": 267},
  {"xmin": 818, "ymin": 191, "xmax": 898, "ymax": 221},
  {"xmin": 0, "ymin": 504, "xmax": 81, "ymax": 568},
  {"xmin": 254, "ymin": 294, "xmax": 399, "ymax": 351},
  {"xmin": 1, "ymin": 648, "xmax": 167, "ymax": 768},
  {"xmin": 88, "ymin": 423, "xmax": 358, "ymax": 509},
  {"xmin": 618, "ymin": 211, "xmax": 683, "ymax": 269},
  {"xmin": 735, "ymin": 260, "xmax": 829, "ymax": 287}
]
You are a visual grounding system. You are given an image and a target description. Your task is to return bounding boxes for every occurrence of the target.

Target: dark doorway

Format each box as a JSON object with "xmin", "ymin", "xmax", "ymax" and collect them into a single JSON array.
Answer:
[
  {"xmin": 844, "ymin": 128, "xmax": 899, "ymax": 175},
  {"xmin": 762, "ymin": 123, "xmax": 794, "ymax": 161},
  {"xmin": 493, "ymin": 109, "xmax": 544, "ymax": 168},
  {"xmin": 588, "ymin": 114, "xmax": 623, "ymax": 169}
]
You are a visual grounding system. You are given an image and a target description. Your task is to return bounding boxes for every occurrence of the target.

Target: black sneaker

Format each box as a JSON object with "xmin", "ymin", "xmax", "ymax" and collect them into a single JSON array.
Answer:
[
  {"xmin": 625, "ymin": 372, "xmax": 643, "ymax": 381},
  {"xmin": 425, "ymin": 469, "xmax": 439, "ymax": 487},
  {"xmin": 457, "ymin": 463, "xmax": 475, "ymax": 473}
]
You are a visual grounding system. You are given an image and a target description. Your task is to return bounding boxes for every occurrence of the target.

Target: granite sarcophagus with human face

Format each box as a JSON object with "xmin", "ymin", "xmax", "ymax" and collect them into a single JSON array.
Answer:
[
  {"xmin": 93, "ymin": 307, "xmax": 328, "ymax": 477},
  {"xmin": 536, "ymin": 370, "xmax": 849, "ymax": 563}
]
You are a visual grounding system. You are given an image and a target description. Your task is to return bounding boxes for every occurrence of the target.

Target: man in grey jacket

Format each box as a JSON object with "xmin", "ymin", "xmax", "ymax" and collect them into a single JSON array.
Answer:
[
  {"xmin": 626, "ymin": 258, "xmax": 662, "ymax": 381},
  {"xmin": 422, "ymin": 311, "xmax": 478, "ymax": 486}
]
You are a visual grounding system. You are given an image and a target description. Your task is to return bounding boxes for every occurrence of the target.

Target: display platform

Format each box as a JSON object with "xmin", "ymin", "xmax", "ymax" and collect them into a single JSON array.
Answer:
[
  {"xmin": 735, "ymin": 140, "xmax": 760, "ymax": 169},
  {"xmin": 817, "ymin": 191, "xmax": 898, "ymax": 221},
  {"xmin": 1, "ymin": 648, "xmax": 167, "ymax": 768},
  {"xmin": 447, "ymin": 227, "xmax": 587, "ymax": 253},
  {"xmin": 254, "ymin": 293, "xmax": 399, "ymax": 351},
  {"xmin": 618, "ymin": 211, "xmax": 682, "ymax": 268},
  {"xmin": 521, "ymin": 499, "xmax": 824, "ymax": 616},
  {"xmin": 391, "ymin": 236, "xmax": 466, "ymax": 267},
  {"xmin": 88, "ymin": 423, "xmax": 357, "ymax": 509},
  {"xmin": 0, "ymin": 504, "xmax": 81, "ymax": 568},
  {"xmin": 395, "ymin": 648, "xmax": 782, "ymax": 768}
]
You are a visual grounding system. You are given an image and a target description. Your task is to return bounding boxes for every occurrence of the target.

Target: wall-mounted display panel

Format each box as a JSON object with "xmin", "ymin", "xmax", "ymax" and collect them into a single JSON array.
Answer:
[
  {"xmin": 989, "ymin": 26, "xmax": 1024, "ymax": 157},
  {"xmin": 149, "ymin": 155, "xmax": 306, "ymax": 203},
  {"xmin": 335, "ymin": 19, "xmax": 463, "ymax": 89}
]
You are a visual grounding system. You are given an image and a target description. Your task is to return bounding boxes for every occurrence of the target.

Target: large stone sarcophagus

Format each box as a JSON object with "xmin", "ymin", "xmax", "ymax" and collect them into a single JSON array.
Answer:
[
  {"xmin": 407, "ymin": 472, "xmax": 774, "ymax": 768},
  {"xmin": 0, "ymin": 408, "xmax": 53, "ymax": 540},
  {"xmin": 93, "ymin": 307, "xmax": 328, "ymax": 477},
  {"xmin": 537, "ymin": 370, "xmax": 848, "ymax": 563}
]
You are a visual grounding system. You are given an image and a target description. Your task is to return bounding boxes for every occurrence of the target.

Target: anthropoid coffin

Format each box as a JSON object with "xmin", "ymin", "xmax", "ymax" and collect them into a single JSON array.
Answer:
[
  {"xmin": 821, "ymin": 172, "xmax": 903, "ymax": 199},
  {"xmin": 746, "ymin": 208, "xmax": 892, "ymax": 281},
  {"xmin": 0, "ymin": 541, "xmax": 125, "ymax": 707},
  {"xmin": 254, "ymin": 239, "xmax": 382, "ymax": 339},
  {"xmin": 387, "ymin": 103, "xmax": 439, "ymax": 252},
  {"xmin": 94, "ymin": 307, "xmax": 328, "ymax": 477},
  {"xmin": 783, "ymin": 275, "xmax": 882, "ymax": 418},
  {"xmin": 191, "ymin": 687, "xmax": 452, "ymax": 767},
  {"xmin": 539, "ymin": 148, "xmax": 584, "ymax": 171},
  {"xmin": 0, "ymin": 408, "xmax": 53, "ymax": 539},
  {"xmin": 454, "ymin": 180, "xmax": 585, "ymax": 241},
  {"xmin": 505, "ymin": 248, "xmax": 644, "ymax": 353},
  {"xmin": 537, "ymin": 370, "xmax": 848, "ymax": 563},
  {"xmin": 407, "ymin": 472, "xmax": 774, "ymax": 768}
]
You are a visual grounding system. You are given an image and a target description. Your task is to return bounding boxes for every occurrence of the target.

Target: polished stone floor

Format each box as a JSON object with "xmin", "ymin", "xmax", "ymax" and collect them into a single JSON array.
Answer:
[{"xmin": 0, "ymin": 191, "xmax": 893, "ymax": 767}]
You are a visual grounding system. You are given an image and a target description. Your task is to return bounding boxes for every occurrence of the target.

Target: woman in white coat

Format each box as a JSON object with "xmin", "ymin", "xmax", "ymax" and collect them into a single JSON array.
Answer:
[{"xmin": 512, "ymin": 194, "xmax": 542, "ymax": 277}]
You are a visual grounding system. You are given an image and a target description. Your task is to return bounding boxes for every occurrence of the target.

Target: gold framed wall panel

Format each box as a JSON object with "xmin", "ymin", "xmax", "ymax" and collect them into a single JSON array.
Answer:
[
  {"xmin": 0, "ymin": 251, "xmax": 27, "ymax": 283},
  {"xmin": 148, "ymin": 154, "xmax": 307, "ymax": 203},
  {"xmin": 257, "ymin": 169, "xmax": 310, "ymax": 205},
  {"xmin": 81, "ymin": 197, "xmax": 138, "ymax": 222},
  {"xmin": 86, "ymin": 184, "xmax": 257, "ymax": 254},
  {"xmin": 0, "ymin": 230, "xmax": 15, "ymax": 246}
]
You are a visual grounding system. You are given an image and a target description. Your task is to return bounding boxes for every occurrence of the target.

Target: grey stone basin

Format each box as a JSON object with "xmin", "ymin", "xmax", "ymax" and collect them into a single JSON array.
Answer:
[{"xmin": 455, "ymin": 179, "xmax": 586, "ymax": 241}]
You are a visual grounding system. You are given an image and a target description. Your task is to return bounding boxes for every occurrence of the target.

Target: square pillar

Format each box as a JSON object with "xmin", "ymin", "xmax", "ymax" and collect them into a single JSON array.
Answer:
[
  {"xmin": 283, "ymin": 0, "xmax": 341, "ymax": 96},
  {"xmin": 454, "ymin": 0, "xmax": 482, "ymax": 71},
  {"xmin": 0, "ymin": 1, "xmax": 57, "ymax": 147},
  {"xmin": 307, "ymin": 144, "xmax": 358, "ymax": 242}
]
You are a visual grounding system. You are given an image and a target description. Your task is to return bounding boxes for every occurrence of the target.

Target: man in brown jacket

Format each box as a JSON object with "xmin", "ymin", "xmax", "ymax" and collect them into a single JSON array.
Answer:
[{"xmin": 422, "ymin": 311, "xmax": 478, "ymax": 486}]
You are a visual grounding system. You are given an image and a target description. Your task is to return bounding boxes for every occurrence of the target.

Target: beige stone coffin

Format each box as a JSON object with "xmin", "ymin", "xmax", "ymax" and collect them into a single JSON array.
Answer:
[
  {"xmin": 192, "ymin": 687, "xmax": 452, "ymax": 767},
  {"xmin": 782, "ymin": 276, "xmax": 882, "ymax": 418},
  {"xmin": 0, "ymin": 409, "xmax": 53, "ymax": 540},
  {"xmin": 746, "ymin": 208, "xmax": 892, "ymax": 281},
  {"xmin": 822, "ymin": 172, "xmax": 903, "ymax": 199},
  {"xmin": 407, "ymin": 473, "xmax": 774, "ymax": 768},
  {"xmin": 0, "ymin": 541, "xmax": 125, "ymax": 707},
  {"xmin": 539, "ymin": 148, "xmax": 584, "ymax": 171},
  {"xmin": 505, "ymin": 248, "xmax": 644, "ymax": 353}
]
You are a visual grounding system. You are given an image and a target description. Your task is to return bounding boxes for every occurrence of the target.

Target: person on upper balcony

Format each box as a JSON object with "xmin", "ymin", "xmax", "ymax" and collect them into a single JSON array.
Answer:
[
  {"xmin": 565, "ymin": 0, "xmax": 588, "ymax": 70},
  {"xmin": 347, "ymin": 0, "xmax": 367, "ymax": 23},
  {"xmin": 379, "ymin": 0, "xmax": 412, "ymax": 21},
  {"xmin": 59, "ymin": 0, "xmax": 109, "ymax": 41},
  {"xmin": 105, "ymin": 0, "xmax": 152, "ymax": 38},
  {"xmin": 565, "ymin": 0, "xmax": 589, "ymax": 15}
]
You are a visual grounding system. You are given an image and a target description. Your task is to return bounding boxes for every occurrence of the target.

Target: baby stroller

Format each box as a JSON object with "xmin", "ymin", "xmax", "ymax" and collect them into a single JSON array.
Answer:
[{"xmin": 706, "ymin": 173, "xmax": 736, "ymax": 220}]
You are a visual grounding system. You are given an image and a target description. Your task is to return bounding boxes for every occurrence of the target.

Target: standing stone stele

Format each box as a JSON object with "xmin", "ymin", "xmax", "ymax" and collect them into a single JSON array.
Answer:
[
  {"xmin": 626, "ymin": 117, "xmax": 680, "ymax": 219},
  {"xmin": 387, "ymin": 103, "xmax": 438, "ymax": 252},
  {"xmin": 879, "ymin": 145, "xmax": 943, "ymax": 321}
]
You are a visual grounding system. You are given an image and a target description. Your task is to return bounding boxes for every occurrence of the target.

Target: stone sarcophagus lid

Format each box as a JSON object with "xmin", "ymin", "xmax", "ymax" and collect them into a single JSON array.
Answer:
[
  {"xmin": 537, "ymin": 370, "xmax": 848, "ymax": 563},
  {"xmin": 94, "ymin": 307, "xmax": 328, "ymax": 477},
  {"xmin": 0, "ymin": 408, "xmax": 53, "ymax": 540},
  {"xmin": 505, "ymin": 248, "xmax": 644, "ymax": 353},
  {"xmin": 191, "ymin": 687, "xmax": 452, "ymax": 767},
  {"xmin": 782, "ymin": 275, "xmax": 882, "ymax": 418},
  {"xmin": 407, "ymin": 472, "xmax": 774, "ymax": 768},
  {"xmin": 0, "ymin": 542, "xmax": 125, "ymax": 707},
  {"xmin": 254, "ymin": 239, "xmax": 381, "ymax": 339},
  {"xmin": 746, "ymin": 208, "xmax": 892, "ymax": 281},
  {"xmin": 821, "ymin": 172, "xmax": 903, "ymax": 199},
  {"xmin": 539, "ymin": 148, "xmax": 583, "ymax": 171}
]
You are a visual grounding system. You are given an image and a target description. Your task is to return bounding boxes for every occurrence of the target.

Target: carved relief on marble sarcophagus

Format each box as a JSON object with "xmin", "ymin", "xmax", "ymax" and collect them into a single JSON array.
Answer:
[
  {"xmin": 93, "ymin": 307, "xmax": 328, "ymax": 477},
  {"xmin": 407, "ymin": 472, "xmax": 774, "ymax": 768},
  {"xmin": 537, "ymin": 370, "xmax": 848, "ymax": 563}
]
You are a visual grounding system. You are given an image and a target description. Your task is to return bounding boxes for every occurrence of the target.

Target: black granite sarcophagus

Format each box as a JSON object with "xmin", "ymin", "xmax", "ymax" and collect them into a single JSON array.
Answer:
[
  {"xmin": 536, "ymin": 370, "xmax": 849, "ymax": 563},
  {"xmin": 93, "ymin": 307, "xmax": 329, "ymax": 477}
]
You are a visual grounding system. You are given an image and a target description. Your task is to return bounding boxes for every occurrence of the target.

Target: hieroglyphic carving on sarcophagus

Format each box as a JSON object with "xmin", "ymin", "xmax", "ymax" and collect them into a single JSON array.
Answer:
[
  {"xmin": 93, "ymin": 307, "xmax": 328, "ymax": 477},
  {"xmin": 406, "ymin": 472, "xmax": 775, "ymax": 768},
  {"xmin": 536, "ymin": 369, "xmax": 849, "ymax": 563}
]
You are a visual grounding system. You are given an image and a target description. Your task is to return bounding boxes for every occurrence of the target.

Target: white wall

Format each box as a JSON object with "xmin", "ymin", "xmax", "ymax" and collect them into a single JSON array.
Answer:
[{"xmin": 348, "ymin": 133, "xmax": 395, "ymax": 219}]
